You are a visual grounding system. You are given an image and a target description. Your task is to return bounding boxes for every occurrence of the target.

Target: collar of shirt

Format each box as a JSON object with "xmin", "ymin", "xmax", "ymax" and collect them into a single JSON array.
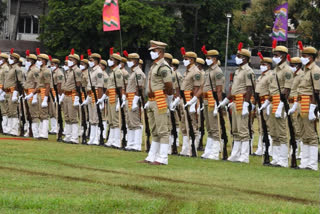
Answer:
[
  {"xmin": 305, "ymin": 61, "xmax": 316, "ymax": 71},
  {"xmin": 210, "ymin": 63, "xmax": 218, "ymax": 71},
  {"xmin": 277, "ymin": 61, "xmax": 287, "ymax": 71},
  {"xmin": 132, "ymin": 65, "xmax": 140, "ymax": 73},
  {"xmin": 239, "ymin": 63, "xmax": 250, "ymax": 71}
]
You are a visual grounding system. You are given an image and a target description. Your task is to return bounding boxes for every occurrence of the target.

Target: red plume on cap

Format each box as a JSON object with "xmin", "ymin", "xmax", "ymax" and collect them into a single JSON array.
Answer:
[
  {"xmin": 287, "ymin": 54, "xmax": 291, "ymax": 62},
  {"xmin": 80, "ymin": 54, "xmax": 84, "ymax": 60},
  {"xmin": 116, "ymin": 52, "xmax": 120, "ymax": 55},
  {"xmin": 65, "ymin": 56, "xmax": 69, "ymax": 61},
  {"xmin": 49, "ymin": 55, "xmax": 52, "ymax": 61},
  {"xmin": 10, "ymin": 48, "xmax": 14, "ymax": 54},
  {"xmin": 272, "ymin": 39, "xmax": 277, "ymax": 49},
  {"xmin": 26, "ymin": 50, "xmax": 30, "ymax": 57},
  {"xmin": 298, "ymin": 41, "xmax": 304, "ymax": 51},
  {"xmin": 123, "ymin": 50, "xmax": 128, "ymax": 57},
  {"xmin": 36, "ymin": 48, "xmax": 40, "ymax": 55},
  {"xmin": 201, "ymin": 45, "xmax": 207, "ymax": 55},
  {"xmin": 180, "ymin": 47, "xmax": 186, "ymax": 56},
  {"xmin": 109, "ymin": 47, "xmax": 114, "ymax": 55},
  {"xmin": 257, "ymin": 52, "xmax": 264, "ymax": 60},
  {"xmin": 237, "ymin": 42, "xmax": 243, "ymax": 51},
  {"xmin": 70, "ymin": 48, "xmax": 75, "ymax": 55},
  {"xmin": 87, "ymin": 49, "xmax": 92, "ymax": 56}
]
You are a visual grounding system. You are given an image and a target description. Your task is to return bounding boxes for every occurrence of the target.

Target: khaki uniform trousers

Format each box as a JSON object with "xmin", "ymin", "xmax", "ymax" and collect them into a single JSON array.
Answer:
[
  {"xmin": 180, "ymin": 102, "xmax": 198, "ymax": 137},
  {"xmin": 29, "ymin": 95, "xmax": 40, "ymax": 122},
  {"xmin": 126, "ymin": 103, "xmax": 141, "ymax": 130},
  {"xmin": 231, "ymin": 104, "xmax": 250, "ymax": 142},
  {"xmin": 298, "ymin": 114, "xmax": 318, "ymax": 146},
  {"xmin": 39, "ymin": 96, "xmax": 49, "ymax": 121},
  {"xmin": 88, "ymin": 97, "xmax": 99, "ymax": 125},
  {"xmin": 108, "ymin": 102, "xmax": 119, "ymax": 129},
  {"xmin": 62, "ymin": 95, "xmax": 79, "ymax": 124},
  {"xmin": 0, "ymin": 96, "xmax": 9, "ymax": 116},
  {"xmin": 268, "ymin": 110, "xmax": 287, "ymax": 146},
  {"xmin": 204, "ymin": 103, "xmax": 220, "ymax": 141},
  {"xmin": 7, "ymin": 93, "xmax": 19, "ymax": 118},
  {"xmin": 48, "ymin": 95, "xmax": 56, "ymax": 118}
]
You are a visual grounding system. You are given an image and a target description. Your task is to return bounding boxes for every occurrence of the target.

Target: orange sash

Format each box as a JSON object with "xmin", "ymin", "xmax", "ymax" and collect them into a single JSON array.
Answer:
[
  {"xmin": 184, "ymin": 90, "xmax": 192, "ymax": 103},
  {"xmin": 40, "ymin": 88, "xmax": 46, "ymax": 100},
  {"xmin": 107, "ymin": 88, "xmax": 116, "ymax": 104},
  {"xmin": 234, "ymin": 94, "xmax": 244, "ymax": 112},
  {"xmin": 299, "ymin": 95, "xmax": 311, "ymax": 114},
  {"xmin": 207, "ymin": 90, "xmax": 216, "ymax": 111},
  {"xmin": 259, "ymin": 95, "xmax": 269, "ymax": 104},
  {"xmin": 87, "ymin": 90, "xmax": 98, "ymax": 104},
  {"xmin": 127, "ymin": 92, "xmax": 135, "ymax": 110},
  {"xmin": 154, "ymin": 90, "xmax": 167, "ymax": 114},
  {"xmin": 64, "ymin": 90, "xmax": 77, "ymax": 102},
  {"xmin": 271, "ymin": 95, "xmax": 280, "ymax": 114}
]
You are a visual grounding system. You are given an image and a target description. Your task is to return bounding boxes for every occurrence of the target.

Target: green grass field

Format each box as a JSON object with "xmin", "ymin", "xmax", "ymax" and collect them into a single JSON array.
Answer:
[{"xmin": 0, "ymin": 132, "xmax": 319, "ymax": 214}]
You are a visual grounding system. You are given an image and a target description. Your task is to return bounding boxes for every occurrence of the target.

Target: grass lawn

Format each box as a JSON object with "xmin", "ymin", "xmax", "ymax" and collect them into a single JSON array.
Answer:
[{"xmin": 0, "ymin": 131, "xmax": 319, "ymax": 213}]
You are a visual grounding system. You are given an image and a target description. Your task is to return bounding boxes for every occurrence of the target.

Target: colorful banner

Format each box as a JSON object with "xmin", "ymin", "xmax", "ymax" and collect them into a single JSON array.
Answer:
[
  {"xmin": 272, "ymin": 2, "xmax": 288, "ymax": 41},
  {"xmin": 103, "ymin": 0, "xmax": 120, "ymax": 32}
]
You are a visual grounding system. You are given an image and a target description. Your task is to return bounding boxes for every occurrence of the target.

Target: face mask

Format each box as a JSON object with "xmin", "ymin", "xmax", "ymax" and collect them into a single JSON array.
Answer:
[
  {"xmin": 235, "ymin": 57, "xmax": 243, "ymax": 65},
  {"xmin": 67, "ymin": 60, "xmax": 74, "ymax": 67},
  {"xmin": 107, "ymin": 59, "xmax": 114, "ymax": 67},
  {"xmin": 183, "ymin": 59, "xmax": 190, "ymax": 67},
  {"xmin": 63, "ymin": 65, "xmax": 69, "ymax": 71},
  {"xmin": 206, "ymin": 59, "xmax": 213, "ymax": 66},
  {"xmin": 300, "ymin": 57, "xmax": 310, "ymax": 65},
  {"xmin": 260, "ymin": 65, "xmax": 268, "ymax": 72},
  {"xmin": 290, "ymin": 66, "xmax": 297, "ymax": 72},
  {"xmin": 51, "ymin": 66, "xmax": 56, "ymax": 71},
  {"xmin": 150, "ymin": 51, "xmax": 159, "ymax": 60},
  {"xmin": 118, "ymin": 64, "xmax": 122, "ymax": 69},
  {"xmin": 0, "ymin": 60, "xmax": 3, "ymax": 65},
  {"xmin": 272, "ymin": 56, "xmax": 281, "ymax": 65},
  {"xmin": 88, "ymin": 61, "xmax": 94, "ymax": 68},
  {"xmin": 127, "ymin": 61, "xmax": 134, "ymax": 68},
  {"xmin": 80, "ymin": 65, "xmax": 86, "ymax": 70},
  {"xmin": 25, "ymin": 61, "xmax": 31, "ymax": 70},
  {"xmin": 8, "ymin": 58, "xmax": 14, "ymax": 65},
  {"xmin": 36, "ymin": 60, "xmax": 42, "ymax": 68}
]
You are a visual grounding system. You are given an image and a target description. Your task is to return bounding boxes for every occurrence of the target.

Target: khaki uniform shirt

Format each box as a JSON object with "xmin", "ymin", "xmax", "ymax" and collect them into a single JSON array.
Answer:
[
  {"xmin": 147, "ymin": 58, "xmax": 172, "ymax": 93},
  {"xmin": 256, "ymin": 70, "xmax": 272, "ymax": 97},
  {"xmin": 37, "ymin": 66, "xmax": 51, "ymax": 89},
  {"xmin": 62, "ymin": 65, "xmax": 82, "ymax": 91},
  {"xmin": 4, "ymin": 63, "xmax": 23, "ymax": 89},
  {"xmin": 268, "ymin": 62, "xmax": 293, "ymax": 96},
  {"xmin": 181, "ymin": 64, "xmax": 201, "ymax": 91},
  {"xmin": 298, "ymin": 62, "xmax": 320, "ymax": 96},
  {"xmin": 290, "ymin": 69, "xmax": 304, "ymax": 98},
  {"xmin": 103, "ymin": 71, "xmax": 108, "ymax": 89},
  {"xmin": 126, "ymin": 66, "xmax": 145, "ymax": 93},
  {"xmin": 203, "ymin": 64, "xmax": 225, "ymax": 93},
  {"xmin": 24, "ymin": 65, "xmax": 39, "ymax": 89},
  {"xmin": 121, "ymin": 68, "xmax": 129, "ymax": 86},
  {"xmin": 106, "ymin": 66, "xmax": 123, "ymax": 89},
  {"xmin": 231, "ymin": 63, "xmax": 254, "ymax": 96},
  {"xmin": 87, "ymin": 66, "xmax": 104, "ymax": 90},
  {"xmin": 0, "ymin": 63, "xmax": 9, "ymax": 88},
  {"xmin": 81, "ymin": 69, "xmax": 89, "ymax": 89}
]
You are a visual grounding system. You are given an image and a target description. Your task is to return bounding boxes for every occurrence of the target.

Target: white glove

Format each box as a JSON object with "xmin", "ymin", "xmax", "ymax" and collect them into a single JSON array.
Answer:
[
  {"xmin": 0, "ymin": 92, "xmax": 5, "ymax": 101},
  {"xmin": 41, "ymin": 96, "xmax": 48, "ymax": 108},
  {"xmin": 275, "ymin": 101, "xmax": 284, "ymax": 118},
  {"xmin": 73, "ymin": 96, "xmax": 80, "ymax": 106},
  {"xmin": 217, "ymin": 98, "xmax": 229, "ymax": 109},
  {"xmin": 116, "ymin": 98, "xmax": 120, "ymax": 112},
  {"xmin": 144, "ymin": 101, "xmax": 150, "ymax": 109},
  {"xmin": 317, "ymin": 111, "xmax": 320, "ymax": 119},
  {"xmin": 96, "ymin": 94, "xmax": 107, "ymax": 105},
  {"xmin": 166, "ymin": 95, "xmax": 173, "ymax": 108},
  {"xmin": 266, "ymin": 104, "xmax": 271, "ymax": 116},
  {"xmin": 251, "ymin": 104, "xmax": 255, "ymax": 111},
  {"xmin": 288, "ymin": 102, "xmax": 298, "ymax": 115},
  {"xmin": 189, "ymin": 102, "xmax": 196, "ymax": 113},
  {"xmin": 308, "ymin": 104, "xmax": 317, "ymax": 121},
  {"xmin": 242, "ymin": 101, "xmax": 250, "ymax": 116},
  {"xmin": 0, "ymin": 89, "xmax": 3, "ymax": 95},
  {"xmin": 81, "ymin": 96, "xmax": 90, "ymax": 106},
  {"xmin": 99, "ymin": 102, "xmax": 104, "ymax": 110},
  {"xmin": 259, "ymin": 99, "xmax": 270, "ymax": 113},
  {"xmin": 32, "ymin": 93, "xmax": 38, "ymax": 104},
  {"xmin": 18, "ymin": 95, "xmax": 23, "ymax": 103},
  {"xmin": 184, "ymin": 96, "xmax": 197, "ymax": 108},
  {"xmin": 59, "ymin": 93, "xmax": 65, "ymax": 105},
  {"xmin": 25, "ymin": 93, "xmax": 34, "ymax": 101},
  {"xmin": 12, "ymin": 90, "xmax": 18, "ymax": 103},
  {"xmin": 213, "ymin": 104, "xmax": 218, "ymax": 116},
  {"xmin": 131, "ymin": 95, "xmax": 140, "ymax": 111},
  {"xmin": 121, "ymin": 94, "xmax": 126, "ymax": 108},
  {"xmin": 170, "ymin": 97, "xmax": 180, "ymax": 111}
]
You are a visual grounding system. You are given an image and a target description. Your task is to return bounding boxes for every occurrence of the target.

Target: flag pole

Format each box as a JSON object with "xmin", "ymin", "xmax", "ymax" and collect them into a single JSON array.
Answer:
[{"xmin": 119, "ymin": 29, "xmax": 123, "ymax": 54}]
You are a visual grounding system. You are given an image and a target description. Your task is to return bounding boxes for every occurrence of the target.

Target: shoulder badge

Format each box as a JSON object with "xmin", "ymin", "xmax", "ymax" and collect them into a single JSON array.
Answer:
[
  {"xmin": 136, "ymin": 74, "xmax": 142, "ymax": 80},
  {"xmin": 247, "ymin": 73, "xmax": 252, "ymax": 79},
  {"xmin": 77, "ymin": 71, "xmax": 82, "ymax": 77},
  {"xmin": 285, "ymin": 72, "xmax": 292, "ymax": 80},
  {"xmin": 97, "ymin": 73, "xmax": 102, "ymax": 78},
  {"xmin": 161, "ymin": 70, "xmax": 167, "ymax": 78},
  {"xmin": 58, "ymin": 75, "xmax": 63, "ymax": 80},
  {"xmin": 314, "ymin": 73, "xmax": 320, "ymax": 80},
  {"xmin": 195, "ymin": 74, "xmax": 201, "ymax": 81},
  {"xmin": 104, "ymin": 79, "xmax": 108, "ymax": 83},
  {"xmin": 172, "ymin": 76, "xmax": 176, "ymax": 82},
  {"xmin": 116, "ymin": 74, "xmax": 121, "ymax": 79},
  {"xmin": 216, "ymin": 72, "xmax": 224, "ymax": 80}
]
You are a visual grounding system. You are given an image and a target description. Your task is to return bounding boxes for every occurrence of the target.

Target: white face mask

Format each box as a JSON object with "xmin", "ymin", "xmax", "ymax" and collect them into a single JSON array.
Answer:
[
  {"xmin": 63, "ymin": 65, "xmax": 69, "ymax": 71},
  {"xmin": 235, "ymin": 57, "xmax": 243, "ymax": 65},
  {"xmin": 107, "ymin": 59, "xmax": 114, "ymax": 67},
  {"xmin": 25, "ymin": 61, "xmax": 31, "ymax": 70},
  {"xmin": 290, "ymin": 66, "xmax": 297, "ymax": 73},
  {"xmin": 272, "ymin": 56, "xmax": 281, "ymax": 65},
  {"xmin": 206, "ymin": 59, "xmax": 213, "ymax": 66},
  {"xmin": 67, "ymin": 60, "xmax": 74, "ymax": 67},
  {"xmin": 183, "ymin": 59, "xmax": 190, "ymax": 67},
  {"xmin": 0, "ymin": 60, "xmax": 3, "ymax": 65},
  {"xmin": 127, "ymin": 61, "xmax": 134, "ymax": 68},
  {"xmin": 88, "ymin": 61, "xmax": 95, "ymax": 68},
  {"xmin": 260, "ymin": 65, "xmax": 268, "ymax": 72},
  {"xmin": 79, "ymin": 65, "xmax": 85, "ymax": 71},
  {"xmin": 51, "ymin": 66, "xmax": 56, "ymax": 71},
  {"xmin": 150, "ymin": 51, "xmax": 159, "ymax": 60},
  {"xmin": 36, "ymin": 60, "xmax": 42, "ymax": 68},
  {"xmin": 8, "ymin": 58, "xmax": 14, "ymax": 65},
  {"xmin": 118, "ymin": 64, "xmax": 122, "ymax": 69},
  {"xmin": 300, "ymin": 57, "xmax": 310, "ymax": 65}
]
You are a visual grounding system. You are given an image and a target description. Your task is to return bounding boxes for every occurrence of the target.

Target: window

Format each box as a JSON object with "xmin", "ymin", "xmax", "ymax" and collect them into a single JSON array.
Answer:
[{"xmin": 17, "ymin": 16, "xmax": 40, "ymax": 34}]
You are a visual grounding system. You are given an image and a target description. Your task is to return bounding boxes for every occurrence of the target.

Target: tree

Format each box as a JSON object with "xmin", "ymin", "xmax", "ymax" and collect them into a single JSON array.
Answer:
[{"xmin": 0, "ymin": 0, "xmax": 7, "ymax": 32}]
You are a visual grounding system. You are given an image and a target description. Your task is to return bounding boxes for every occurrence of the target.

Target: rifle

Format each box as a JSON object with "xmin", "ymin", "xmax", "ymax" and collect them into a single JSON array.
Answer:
[
  {"xmin": 248, "ymin": 100, "xmax": 253, "ymax": 155},
  {"xmin": 0, "ymin": 108, "xmax": 3, "ymax": 133},
  {"xmin": 15, "ymin": 70, "xmax": 26, "ymax": 137},
  {"xmin": 112, "ymin": 70, "xmax": 127, "ymax": 149},
  {"xmin": 71, "ymin": 68, "xmax": 87, "ymax": 144},
  {"xmin": 249, "ymin": 75, "xmax": 270, "ymax": 165},
  {"xmin": 81, "ymin": 86, "xmax": 89, "ymax": 144},
  {"xmin": 275, "ymin": 74, "xmax": 297, "ymax": 168},
  {"xmin": 208, "ymin": 72, "xmax": 228, "ymax": 160},
  {"xmin": 175, "ymin": 72, "xmax": 197, "ymax": 157},
  {"xmin": 51, "ymin": 70, "xmax": 63, "ymax": 141},
  {"xmin": 197, "ymin": 97, "xmax": 205, "ymax": 151},
  {"xmin": 134, "ymin": 72, "xmax": 151, "ymax": 152}
]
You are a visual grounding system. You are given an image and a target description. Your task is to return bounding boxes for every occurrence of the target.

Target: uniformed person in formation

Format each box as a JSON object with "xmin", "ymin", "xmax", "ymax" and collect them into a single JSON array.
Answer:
[
  {"xmin": 23, "ymin": 51, "xmax": 40, "ymax": 138},
  {"xmin": 178, "ymin": 51, "xmax": 202, "ymax": 157},
  {"xmin": 102, "ymin": 52, "xmax": 124, "ymax": 148},
  {"xmin": 4, "ymin": 50, "xmax": 23, "ymax": 136},
  {"xmin": 259, "ymin": 45, "xmax": 293, "ymax": 167},
  {"xmin": 124, "ymin": 53, "xmax": 146, "ymax": 151},
  {"xmin": 218, "ymin": 43, "xmax": 254, "ymax": 163},
  {"xmin": 139, "ymin": 59, "xmax": 144, "ymax": 70},
  {"xmin": 289, "ymin": 45, "xmax": 320, "ymax": 170},
  {"xmin": 79, "ymin": 56, "xmax": 89, "ymax": 142},
  {"xmin": 0, "ymin": 53, "xmax": 10, "ymax": 134},
  {"xmin": 99, "ymin": 59, "xmax": 109, "ymax": 140},
  {"xmin": 82, "ymin": 52, "xmax": 104, "ymax": 145},
  {"xmin": 60, "ymin": 50, "xmax": 82, "ymax": 144},
  {"xmin": 140, "ymin": 40, "xmax": 173, "ymax": 165},
  {"xmin": 253, "ymin": 54, "xmax": 273, "ymax": 156}
]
